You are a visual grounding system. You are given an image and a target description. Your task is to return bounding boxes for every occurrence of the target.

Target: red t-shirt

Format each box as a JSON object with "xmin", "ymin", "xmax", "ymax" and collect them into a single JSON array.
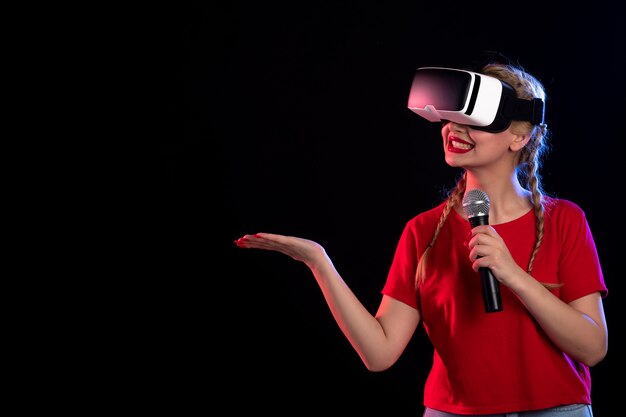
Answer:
[{"xmin": 381, "ymin": 197, "xmax": 607, "ymax": 414}]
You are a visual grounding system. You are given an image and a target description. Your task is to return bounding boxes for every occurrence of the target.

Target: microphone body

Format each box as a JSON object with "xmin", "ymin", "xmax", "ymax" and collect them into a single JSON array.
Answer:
[
  {"xmin": 468, "ymin": 214, "xmax": 503, "ymax": 313},
  {"xmin": 462, "ymin": 189, "xmax": 503, "ymax": 313}
]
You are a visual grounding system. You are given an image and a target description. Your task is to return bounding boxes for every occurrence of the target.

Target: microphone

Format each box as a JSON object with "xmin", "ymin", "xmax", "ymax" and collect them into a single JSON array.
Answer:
[{"xmin": 462, "ymin": 189, "xmax": 503, "ymax": 313}]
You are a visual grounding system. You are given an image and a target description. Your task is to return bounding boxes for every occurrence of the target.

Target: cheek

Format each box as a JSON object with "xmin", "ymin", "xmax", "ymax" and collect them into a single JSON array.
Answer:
[
  {"xmin": 441, "ymin": 130, "xmax": 449, "ymax": 149},
  {"xmin": 441, "ymin": 124, "xmax": 450, "ymax": 140}
]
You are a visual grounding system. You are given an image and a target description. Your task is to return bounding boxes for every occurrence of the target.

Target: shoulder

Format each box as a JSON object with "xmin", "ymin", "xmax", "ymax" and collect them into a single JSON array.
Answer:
[
  {"xmin": 394, "ymin": 201, "xmax": 448, "ymax": 250},
  {"xmin": 542, "ymin": 196, "xmax": 592, "ymax": 234},
  {"xmin": 543, "ymin": 195, "xmax": 587, "ymax": 219},
  {"xmin": 407, "ymin": 201, "xmax": 447, "ymax": 227}
]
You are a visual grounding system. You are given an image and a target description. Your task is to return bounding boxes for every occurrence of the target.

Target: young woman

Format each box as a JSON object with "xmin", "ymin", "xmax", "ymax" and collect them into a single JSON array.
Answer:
[{"xmin": 235, "ymin": 62, "xmax": 608, "ymax": 416}]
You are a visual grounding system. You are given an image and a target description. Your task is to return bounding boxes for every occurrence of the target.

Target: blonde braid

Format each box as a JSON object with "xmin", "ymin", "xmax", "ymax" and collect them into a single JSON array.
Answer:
[
  {"xmin": 524, "ymin": 142, "xmax": 545, "ymax": 273},
  {"xmin": 482, "ymin": 65, "xmax": 555, "ymax": 280},
  {"xmin": 415, "ymin": 174, "xmax": 467, "ymax": 286},
  {"xmin": 523, "ymin": 124, "xmax": 562, "ymax": 289},
  {"xmin": 414, "ymin": 64, "xmax": 559, "ymax": 289}
]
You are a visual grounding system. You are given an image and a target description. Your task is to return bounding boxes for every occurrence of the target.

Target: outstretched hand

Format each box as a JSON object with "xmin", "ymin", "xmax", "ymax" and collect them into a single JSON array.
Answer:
[{"xmin": 235, "ymin": 233, "xmax": 328, "ymax": 268}]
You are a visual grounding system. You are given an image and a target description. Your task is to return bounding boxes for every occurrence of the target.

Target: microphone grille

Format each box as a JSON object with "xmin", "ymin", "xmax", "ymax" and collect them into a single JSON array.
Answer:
[{"xmin": 462, "ymin": 189, "xmax": 490, "ymax": 218}]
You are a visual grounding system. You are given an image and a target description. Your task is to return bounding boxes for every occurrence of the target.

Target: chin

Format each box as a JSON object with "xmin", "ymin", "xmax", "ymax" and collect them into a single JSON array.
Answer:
[{"xmin": 444, "ymin": 155, "xmax": 462, "ymax": 168}]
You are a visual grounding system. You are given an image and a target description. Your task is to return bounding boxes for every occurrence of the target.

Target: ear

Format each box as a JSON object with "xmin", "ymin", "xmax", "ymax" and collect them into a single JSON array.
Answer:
[{"xmin": 509, "ymin": 134, "xmax": 530, "ymax": 152}]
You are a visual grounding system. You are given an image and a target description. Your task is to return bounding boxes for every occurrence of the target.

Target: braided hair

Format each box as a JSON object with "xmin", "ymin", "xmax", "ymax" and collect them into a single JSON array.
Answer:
[{"xmin": 415, "ymin": 62, "xmax": 555, "ymax": 287}]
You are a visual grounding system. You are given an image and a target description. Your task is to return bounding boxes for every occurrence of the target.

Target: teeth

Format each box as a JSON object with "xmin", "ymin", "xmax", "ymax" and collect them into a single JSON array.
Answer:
[{"xmin": 452, "ymin": 141, "xmax": 472, "ymax": 150}]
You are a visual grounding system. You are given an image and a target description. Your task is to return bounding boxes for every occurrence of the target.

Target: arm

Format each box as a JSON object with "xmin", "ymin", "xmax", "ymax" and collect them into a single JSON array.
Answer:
[
  {"xmin": 468, "ymin": 225, "xmax": 608, "ymax": 366},
  {"xmin": 508, "ymin": 279, "xmax": 606, "ymax": 367},
  {"xmin": 236, "ymin": 233, "xmax": 420, "ymax": 371}
]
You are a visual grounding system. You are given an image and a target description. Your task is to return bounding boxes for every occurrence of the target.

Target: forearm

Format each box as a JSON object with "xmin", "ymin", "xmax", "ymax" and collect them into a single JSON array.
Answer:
[
  {"xmin": 307, "ymin": 253, "xmax": 399, "ymax": 370},
  {"xmin": 235, "ymin": 233, "xmax": 411, "ymax": 370},
  {"xmin": 509, "ymin": 270, "xmax": 607, "ymax": 366}
]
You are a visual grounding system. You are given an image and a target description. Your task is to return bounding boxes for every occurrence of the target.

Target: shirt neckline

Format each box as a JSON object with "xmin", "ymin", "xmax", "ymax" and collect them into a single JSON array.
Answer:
[{"xmin": 452, "ymin": 206, "xmax": 534, "ymax": 228}]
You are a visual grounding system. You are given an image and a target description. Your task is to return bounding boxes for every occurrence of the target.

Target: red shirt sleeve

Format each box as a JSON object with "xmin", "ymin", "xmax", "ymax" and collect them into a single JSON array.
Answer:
[
  {"xmin": 553, "ymin": 199, "xmax": 608, "ymax": 302},
  {"xmin": 381, "ymin": 219, "xmax": 420, "ymax": 309},
  {"xmin": 381, "ymin": 205, "xmax": 443, "ymax": 310}
]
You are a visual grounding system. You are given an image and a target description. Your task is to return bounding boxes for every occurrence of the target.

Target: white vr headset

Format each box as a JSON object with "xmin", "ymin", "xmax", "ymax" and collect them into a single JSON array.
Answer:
[{"xmin": 407, "ymin": 67, "xmax": 545, "ymax": 133}]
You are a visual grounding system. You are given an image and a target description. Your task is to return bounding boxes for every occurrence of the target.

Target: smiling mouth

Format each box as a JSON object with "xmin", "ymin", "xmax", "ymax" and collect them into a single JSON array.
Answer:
[{"xmin": 447, "ymin": 137, "xmax": 474, "ymax": 154}]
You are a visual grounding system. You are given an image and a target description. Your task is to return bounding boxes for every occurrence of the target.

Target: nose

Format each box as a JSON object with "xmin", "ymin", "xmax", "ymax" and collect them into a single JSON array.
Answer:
[{"xmin": 449, "ymin": 121, "xmax": 468, "ymax": 131}]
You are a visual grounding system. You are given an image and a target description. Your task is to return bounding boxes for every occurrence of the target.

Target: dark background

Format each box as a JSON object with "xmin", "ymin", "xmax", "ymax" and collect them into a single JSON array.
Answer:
[{"xmin": 147, "ymin": 1, "xmax": 624, "ymax": 415}]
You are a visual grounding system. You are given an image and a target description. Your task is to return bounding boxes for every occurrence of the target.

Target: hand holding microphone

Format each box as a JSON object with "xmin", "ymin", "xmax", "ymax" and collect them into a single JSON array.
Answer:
[{"xmin": 462, "ymin": 189, "xmax": 503, "ymax": 313}]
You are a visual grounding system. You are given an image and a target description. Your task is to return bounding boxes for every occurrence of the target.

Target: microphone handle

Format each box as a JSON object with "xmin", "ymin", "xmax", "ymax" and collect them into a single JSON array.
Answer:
[
  {"xmin": 469, "ymin": 215, "xmax": 503, "ymax": 313},
  {"xmin": 480, "ymin": 267, "xmax": 502, "ymax": 313}
]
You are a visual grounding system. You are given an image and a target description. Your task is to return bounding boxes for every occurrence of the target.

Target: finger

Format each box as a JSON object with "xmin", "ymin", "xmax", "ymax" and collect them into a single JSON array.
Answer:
[
  {"xmin": 234, "ymin": 233, "xmax": 269, "ymax": 248},
  {"xmin": 470, "ymin": 244, "xmax": 492, "ymax": 262},
  {"xmin": 471, "ymin": 225, "xmax": 497, "ymax": 238},
  {"xmin": 470, "ymin": 232, "xmax": 500, "ymax": 251},
  {"xmin": 472, "ymin": 258, "xmax": 491, "ymax": 272},
  {"xmin": 470, "ymin": 225, "xmax": 489, "ymax": 235},
  {"xmin": 234, "ymin": 235, "xmax": 254, "ymax": 248},
  {"xmin": 468, "ymin": 234, "xmax": 482, "ymax": 249}
]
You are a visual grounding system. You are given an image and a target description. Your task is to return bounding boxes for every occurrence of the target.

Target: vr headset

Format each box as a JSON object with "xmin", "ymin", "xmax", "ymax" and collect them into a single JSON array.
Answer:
[{"xmin": 407, "ymin": 67, "xmax": 545, "ymax": 133}]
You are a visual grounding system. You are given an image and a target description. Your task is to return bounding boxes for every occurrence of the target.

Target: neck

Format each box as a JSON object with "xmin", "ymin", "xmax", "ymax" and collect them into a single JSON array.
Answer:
[{"xmin": 462, "ymin": 171, "xmax": 532, "ymax": 225}]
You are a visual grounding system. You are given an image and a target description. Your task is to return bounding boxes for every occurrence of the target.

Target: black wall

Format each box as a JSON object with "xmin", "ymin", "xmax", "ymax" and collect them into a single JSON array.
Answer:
[{"xmin": 150, "ymin": 2, "xmax": 624, "ymax": 414}]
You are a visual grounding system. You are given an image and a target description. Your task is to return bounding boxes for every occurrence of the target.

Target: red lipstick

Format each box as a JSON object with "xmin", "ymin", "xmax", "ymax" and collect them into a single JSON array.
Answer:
[{"xmin": 447, "ymin": 136, "xmax": 474, "ymax": 154}]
